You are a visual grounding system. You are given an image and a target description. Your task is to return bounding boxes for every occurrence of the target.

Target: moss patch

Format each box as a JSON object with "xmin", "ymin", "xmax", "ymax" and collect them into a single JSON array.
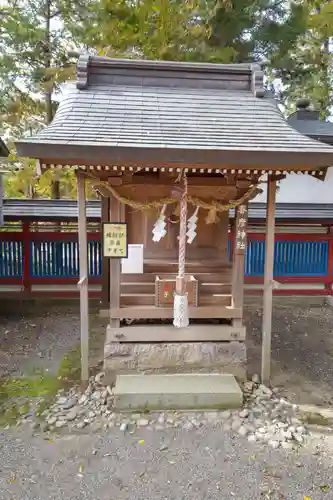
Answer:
[
  {"xmin": 0, "ymin": 343, "xmax": 86, "ymax": 427},
  {"xmin": 0, "ymin": 373, "xmax": 61, "ymax": 426},
  {"xmin": 302, "ymin": 412, "xmax": 331, "ymax": 426}
]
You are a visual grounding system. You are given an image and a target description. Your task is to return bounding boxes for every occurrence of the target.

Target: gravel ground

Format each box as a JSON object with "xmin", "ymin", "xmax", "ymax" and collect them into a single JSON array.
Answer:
[
  {"xmin": 1, "ymin": 300, "xmax": 333, "ymax": 499},
  {"xmin": 0, "ymin": 305, "xmax": 81, "ymax": 376},
  {"xmin": 0, "ymin": 424, "xmax": 333, "ymax": 500},
  {"xmin": 1, "ymin": 299, "xmax": 333, "ymax": 405},
  {"xmin": 245, "ymin": 299, "xmax": 333, "ymax": 406}
]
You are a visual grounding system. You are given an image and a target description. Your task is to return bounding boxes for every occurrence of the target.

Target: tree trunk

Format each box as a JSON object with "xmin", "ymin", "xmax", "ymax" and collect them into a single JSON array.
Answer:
[{"xmin": 44, "ymin": 0, "xmax": 60, "ymax": 199}]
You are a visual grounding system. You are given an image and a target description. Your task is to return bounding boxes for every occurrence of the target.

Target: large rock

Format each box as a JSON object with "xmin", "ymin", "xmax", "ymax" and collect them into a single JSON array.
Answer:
[
  {"xmin": 114, "ymin": 373, "xmax": 243, "ymax": 411},
  {"xmin": 104, "ymin": 341, "xmax": 246, "ymax": 380}
]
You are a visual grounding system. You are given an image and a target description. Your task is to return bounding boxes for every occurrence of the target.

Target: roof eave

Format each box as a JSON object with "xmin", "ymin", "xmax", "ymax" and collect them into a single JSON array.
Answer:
[{"xmin": 15, "ymin": 140, "xmax": 333, "ymax": 171}]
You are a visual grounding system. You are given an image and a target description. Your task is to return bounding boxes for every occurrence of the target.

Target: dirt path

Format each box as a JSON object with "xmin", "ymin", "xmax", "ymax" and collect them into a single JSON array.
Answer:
[{"xmin": 1, "ymin": 300, "xmax": 333, "ymax": 406}]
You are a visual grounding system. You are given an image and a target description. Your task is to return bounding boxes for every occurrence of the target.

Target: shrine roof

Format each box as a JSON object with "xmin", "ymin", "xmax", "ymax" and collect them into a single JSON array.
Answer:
[
  {"xmin": 288, "ymin": 107, "xmax": 333, "ymax": 145},
  {"xmin": 15, "ymin": 55, "xmax": 333, "ymax": 171}
]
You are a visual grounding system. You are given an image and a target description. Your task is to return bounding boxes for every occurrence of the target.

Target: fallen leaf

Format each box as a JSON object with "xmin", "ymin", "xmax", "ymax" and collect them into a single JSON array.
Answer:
[
  {"xmin": 304, "ymin": 496, "xmax": 311, "ymax": 500},
  {"xmin": 138, "ymin": 439, "xmax": 145, "ymax": 445},
  {"xmin": 79, "ymin": 465, "xmax": 84, "ymax": 473},
  {"xmin": 8, "ymin": 473, "xmax": 16, "ymax": 484},
  {"xmin": 319, "ymin": 485, "xmax": 330, "ymax": 493}
]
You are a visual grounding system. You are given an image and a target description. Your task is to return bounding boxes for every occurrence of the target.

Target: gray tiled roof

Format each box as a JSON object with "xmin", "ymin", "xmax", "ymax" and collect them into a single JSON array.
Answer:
[
  {"xmin": 16, "ymin": 56, "xmax": 333, "ymax": 168},
  {"xmin": 22, "ymin": 85, "xmax": 333, "ymax": 152},
  {"xmin": 288, "ymin": 116, "xmax": 333, "ymax": 143}
]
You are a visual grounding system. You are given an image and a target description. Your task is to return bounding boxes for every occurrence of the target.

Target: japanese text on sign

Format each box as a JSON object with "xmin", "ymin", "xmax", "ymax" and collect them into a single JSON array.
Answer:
[
  {"xmin": 103, "ymin": 223, "xmax": 128, "ymax": 258},
  {"xmin": 236, "ymin": 205, "xmax": 248, "ymax": 251}
]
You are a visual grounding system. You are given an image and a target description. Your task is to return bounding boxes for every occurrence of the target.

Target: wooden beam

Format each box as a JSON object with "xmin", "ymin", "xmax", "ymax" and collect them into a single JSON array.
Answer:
[
  {"xmin": 261, "ymin": 177, "xmax": 277, "ymax": 384},
  {"xmin": 100, "ymin": 305, "xmax": 242, "ymax": 319},
  {"xmin": 106, "ymin": 324, "xmax": 246, "ymax": 342},
  {"xmin": 77, "ymin": 172, "xmax": 89, "ymax": 386},
  {"xmin": 109, "ymin": 194, "xmax": 122, "ymax": 328}
]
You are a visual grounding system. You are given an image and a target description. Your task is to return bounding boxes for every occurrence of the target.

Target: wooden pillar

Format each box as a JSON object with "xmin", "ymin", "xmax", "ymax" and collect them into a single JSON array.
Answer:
[
  {"xmin": 101, "ymin": 195, "xmax": 110, "ymax": 308},
  {"xmin": 109, "ymin": 194, "xmax": 121, "ymax": 328},
  {"xmin": 77, "ymin": 172, "xmax": 89, "ymax": 385},
  {"xmin": 231, "ymin": 204, "xmax": 248, "ymax": 326},
  {"xmin": 261, "ymin": 177, "xmax": 277, "ymax": 384}
]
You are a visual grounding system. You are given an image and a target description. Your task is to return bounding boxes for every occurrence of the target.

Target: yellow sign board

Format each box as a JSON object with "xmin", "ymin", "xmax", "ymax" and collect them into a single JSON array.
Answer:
[{"xmin": 103, "ymin": 222, "xmax": 128, "ymax": 258}]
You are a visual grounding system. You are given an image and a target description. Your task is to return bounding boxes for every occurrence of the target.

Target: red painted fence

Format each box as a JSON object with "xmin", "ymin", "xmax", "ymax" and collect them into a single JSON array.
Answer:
[{"xmin": 1, "ymin": 226, "xmax": 333, "ymax": 298}]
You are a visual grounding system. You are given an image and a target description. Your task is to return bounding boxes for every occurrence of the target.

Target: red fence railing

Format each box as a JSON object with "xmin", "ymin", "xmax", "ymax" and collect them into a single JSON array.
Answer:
[{"xmin": 1, "ymin": 227, "xmax": 333, "ymax": 297}]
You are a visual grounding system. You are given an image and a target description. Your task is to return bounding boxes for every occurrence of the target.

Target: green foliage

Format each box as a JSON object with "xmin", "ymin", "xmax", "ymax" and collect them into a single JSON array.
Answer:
[
  {"xmin": 65, "ymin": 0, "xmax": 235, "ymax": 62},
  {"xmin": 272, "ymin": 1, "xmax": 333, "ymax": 116},
  {"xmin": 0, "ymin": 0, "xmax": 80, "ymax": 199},
  {"xmin": 0, "ymin": 1, "xmax": 78, "ymax": 130},
  {"xmin": 1, "ymin": 0, "xmax": 332, "ymax": 200}
]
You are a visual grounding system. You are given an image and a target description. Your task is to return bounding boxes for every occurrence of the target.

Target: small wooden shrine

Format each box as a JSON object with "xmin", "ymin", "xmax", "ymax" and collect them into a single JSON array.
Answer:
[{"xmin": 16, "ymin": 56, "xmax": 333, "ymax": 383}]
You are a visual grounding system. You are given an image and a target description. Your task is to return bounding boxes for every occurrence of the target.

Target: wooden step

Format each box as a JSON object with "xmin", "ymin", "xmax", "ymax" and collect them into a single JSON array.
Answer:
[
  {"xmin": 144, "ymin": 260, "xmax": 232, "ymax": 275},
  {"xmin": 121, "ymin": 283, "xmax": 155, "ymax": 294},
  {"xmin": 199, "ymin": 294, "xmax": 232, "ymax": 307},
  {"xmin": 200, "ymin": 283, "xmax": 232, "ymax": 294},
  {"xmin": 120, "ymin": 293, "xmax": 155, "ymax": 306},
  {"xmin": 121, "ymin": 272, "xmax": 232, "ymax": 284},
  {"xmin": 121, "ymin": 274, "xmax": 156, "ymax": 283},
  {"xmin": 106, "ymin": 305, "xmax": 242, "ymax": 319}
]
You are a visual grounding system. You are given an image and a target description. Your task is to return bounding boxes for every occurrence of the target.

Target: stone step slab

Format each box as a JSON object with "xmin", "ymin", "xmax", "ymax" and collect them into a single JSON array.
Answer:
[{"xmin": 114, "ymin": 373, "xmax": 243, "ymax": 411}]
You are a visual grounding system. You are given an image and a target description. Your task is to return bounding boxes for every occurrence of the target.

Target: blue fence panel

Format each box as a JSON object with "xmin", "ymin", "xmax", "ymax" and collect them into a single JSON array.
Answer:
[
  {"xmin": 245, "ymin": 239, "xmax": 328, "ymax": 277},
  {"xmin": 274, "ymin": 240, "xmax": 328, "ymax": 276},
  {"xmin": 245, "ymin": 239, "xmax": 265, "ymax": 276},
  {"xmin": 88, "ymin": 240, "xmax": 102, "ymax": 277},
  {"xmin": 0, "ymin": 240, "xmax": 23, "ymax": 277},
  {"xmin": 1, "ymin": 235, "xmax": 328, "ymax": 281},
  {"xmin": 30, "ymin": 239, "xmax": 102, "ymax": 278}
]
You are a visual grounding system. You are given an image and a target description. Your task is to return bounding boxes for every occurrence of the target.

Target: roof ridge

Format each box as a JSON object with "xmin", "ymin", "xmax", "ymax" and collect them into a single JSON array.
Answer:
[{"xmin": 76, "ymin": 54, "xmax": 265, "ymax": 96}]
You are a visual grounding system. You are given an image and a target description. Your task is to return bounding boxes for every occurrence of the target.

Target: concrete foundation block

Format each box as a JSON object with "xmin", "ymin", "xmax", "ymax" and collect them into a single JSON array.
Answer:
[
  {"xmin": 114, "ymin": 373, "xmax": 243, "ymax": 411},
  {"xmin": 104, "ymin": 341, "xmax": 247, "ymax": 380}
]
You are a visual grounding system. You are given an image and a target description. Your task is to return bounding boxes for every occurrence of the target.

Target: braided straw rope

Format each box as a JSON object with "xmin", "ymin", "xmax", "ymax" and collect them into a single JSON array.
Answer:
[
  {"xmin": 91, "ymin": 180, "xmax": 261, "ymax": 219},
  {"xmin": 174, "ymin": 173, "xmax": 189, "ymax": 328},
  {"xmin": 178, "ymin": 174, "xmax": 188, "ymax": 280}
]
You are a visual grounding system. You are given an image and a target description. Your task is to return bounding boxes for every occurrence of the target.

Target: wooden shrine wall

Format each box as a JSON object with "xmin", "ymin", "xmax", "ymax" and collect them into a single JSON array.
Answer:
[{"xmin": 125, "ymin": 204, "xmax": 229, "ymax": 261}]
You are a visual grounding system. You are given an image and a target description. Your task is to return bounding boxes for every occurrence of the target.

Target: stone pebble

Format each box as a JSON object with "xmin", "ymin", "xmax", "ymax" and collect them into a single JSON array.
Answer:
[{"xmin": 35, "ymin": 371, "xmax": 309, "ymax": 451}]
